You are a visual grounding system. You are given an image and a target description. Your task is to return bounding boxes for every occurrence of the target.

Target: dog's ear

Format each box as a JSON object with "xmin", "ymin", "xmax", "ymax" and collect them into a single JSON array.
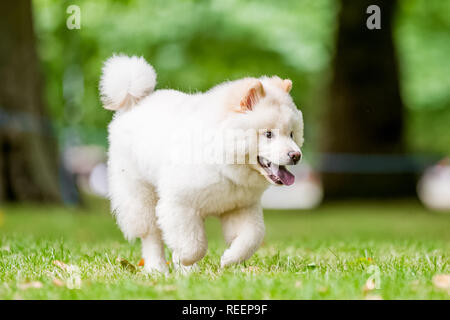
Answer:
[
  {"xmin": 239, "ymin": 80, "xmax": 265, "ymax": 111},
  {"xmin": 282, "ymin": 79, "xmax": 292, "ymax": 93},
  {"xmin": 268, "ymin": 76, "xmax": 292, "ymax": 93}
]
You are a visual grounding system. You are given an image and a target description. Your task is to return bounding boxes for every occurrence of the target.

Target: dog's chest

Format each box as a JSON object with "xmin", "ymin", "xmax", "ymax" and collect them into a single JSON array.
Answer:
[{"xmin": 195, "ymin": 181, "xmax": 264, "ymax": 217}]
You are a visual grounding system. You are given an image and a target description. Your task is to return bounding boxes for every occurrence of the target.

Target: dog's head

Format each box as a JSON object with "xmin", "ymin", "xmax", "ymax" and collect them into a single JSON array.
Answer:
[{"xmin": 224, "ymin": 76, "xmax": 304, "ymax": 186}]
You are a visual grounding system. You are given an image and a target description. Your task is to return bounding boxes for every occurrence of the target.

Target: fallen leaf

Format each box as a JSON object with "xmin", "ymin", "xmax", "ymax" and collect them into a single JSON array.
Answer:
[
  {"xmin": 49, "ymin": 264, "xmax": 82, "ymax": 289},
  {"xmin": 357, "ymin": 257, "xmax": 372, "ymax": 265},
  {"xmin": 138, "ymin": 258, "xmax": 145, "ymax": 266},
  {"xmin": 52, "ymin": 278, "xmax": 64, "ymax": 287},
  {"xmin": 18, "ymin": 281, "xmax": 43, "ymax": 290},
  {"xmin": 432, "ymin": 274, "xmax": 450, "ymax": 291},
  {"xmin": 318, "ymin": 286, "xmax": 328, "ymax": 293},
  {"xmin": 365, "ymin": 294, "xmax": 383, "ymax": 300},
  {"xmin": 409, "ymin": 280, "xmax": 420, "ymax": 292},
  {"xmin": 116, "ymin": 257, "xmax": 137, "ymax": 272},
  {"xmin": 363, "ymin": 278, "xmax": 376, "ymax": 292},
  {"xmin": 53, "ymin": 260, "xmax": 68, "ymax": 271},
  {"xmin": 241, "ymin": 266, "xmax": 260, "ymax": 273},
  {"xmin": 161, "ymin": 285, "xmax": 177, "ymax": 291}
]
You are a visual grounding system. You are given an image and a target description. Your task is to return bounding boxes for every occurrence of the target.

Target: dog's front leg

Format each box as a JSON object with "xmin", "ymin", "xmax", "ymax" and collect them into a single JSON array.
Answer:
[
  {"xmin": 156, "ymin": 200, "xmax": 207, "ymax": 268},
  {"xmin": 220, "ymin": 205, "xmax": 265, "ymax": 268}
]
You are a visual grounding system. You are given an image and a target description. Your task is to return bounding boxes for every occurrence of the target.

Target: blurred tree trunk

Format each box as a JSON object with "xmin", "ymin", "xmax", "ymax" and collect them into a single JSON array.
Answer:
[
  {"xmin": 320, "ymin": 0, "xmax": 416, "ymax": 198},
  {"xmin": 0, "ymin": 1, "xmax": 61, "ymax": 202}
]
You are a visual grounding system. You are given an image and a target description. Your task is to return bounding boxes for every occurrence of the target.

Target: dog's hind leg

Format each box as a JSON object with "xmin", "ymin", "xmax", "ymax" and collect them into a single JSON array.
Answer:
[
  {"xmin": 108, "ymin": 162, "xmax": 168, "ymax": 273},
  {"xmin": 109, "ymin": 171, "xmax": 155, "ymax": 240},
  {"xmin": 111, "ymin": 179, "xmax": 168, "ymax": 274}
]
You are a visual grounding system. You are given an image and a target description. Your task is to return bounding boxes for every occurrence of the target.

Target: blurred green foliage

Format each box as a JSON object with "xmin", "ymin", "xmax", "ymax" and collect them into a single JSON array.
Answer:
[
  {"xmin": 32, "ymin": 0, "xmax": 450, "ymax": 154},
  {"xmin": 395, "ymin": 0, "xmax": 450, "ymax": 154}
]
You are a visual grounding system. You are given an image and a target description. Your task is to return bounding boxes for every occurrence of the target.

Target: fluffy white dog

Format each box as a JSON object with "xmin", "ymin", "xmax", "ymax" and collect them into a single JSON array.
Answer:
[{"xmin": 100, "ymin": 55, "xmax": 304, "ymax": 273}]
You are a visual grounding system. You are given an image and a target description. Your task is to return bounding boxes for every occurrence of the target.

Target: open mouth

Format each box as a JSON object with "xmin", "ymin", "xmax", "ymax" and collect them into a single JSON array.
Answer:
[{"xmin": 257, "ymin": 156, "xmax": 295, "ymax": 186}]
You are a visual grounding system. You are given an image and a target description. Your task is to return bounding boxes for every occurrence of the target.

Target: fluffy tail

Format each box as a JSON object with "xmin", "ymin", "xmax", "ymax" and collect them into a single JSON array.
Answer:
[{"xmin": 100, "ymin": 55, "xmax": 157, "ymax": 111}]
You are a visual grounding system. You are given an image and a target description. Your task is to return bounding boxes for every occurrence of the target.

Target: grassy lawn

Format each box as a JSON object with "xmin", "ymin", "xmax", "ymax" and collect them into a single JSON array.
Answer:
[{"xmin": 0, "ymin": 198, "xmax": 449, "ymax": 300}]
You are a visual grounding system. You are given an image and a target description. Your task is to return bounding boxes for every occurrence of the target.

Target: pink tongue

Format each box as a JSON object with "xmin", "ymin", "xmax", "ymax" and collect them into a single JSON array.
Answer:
[{"xmin": 273, "ymin": 165, "xmax": 295, "ymax": 186}]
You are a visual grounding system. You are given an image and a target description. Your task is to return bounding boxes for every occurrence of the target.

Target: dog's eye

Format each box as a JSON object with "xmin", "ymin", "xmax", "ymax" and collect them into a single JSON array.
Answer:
[
  {"xmin": 265, "ymin": 131, "xmax": 273, "ymax": 139},
  {"xmin": 290, "ymin": 131, "xmax": 294, "ymax": 138}
]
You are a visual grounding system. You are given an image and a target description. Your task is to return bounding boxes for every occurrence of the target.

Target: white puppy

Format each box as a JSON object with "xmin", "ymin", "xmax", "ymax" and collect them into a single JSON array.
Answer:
[{"xmin": 100, "ymin": 55, "xmax": 304, "ymax": 273}]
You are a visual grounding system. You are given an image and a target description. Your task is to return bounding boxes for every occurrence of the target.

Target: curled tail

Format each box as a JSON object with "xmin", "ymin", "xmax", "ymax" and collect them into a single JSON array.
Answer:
[{"xmin": 100, "ymin": 54, "xmax": 157, "ymax": 111}]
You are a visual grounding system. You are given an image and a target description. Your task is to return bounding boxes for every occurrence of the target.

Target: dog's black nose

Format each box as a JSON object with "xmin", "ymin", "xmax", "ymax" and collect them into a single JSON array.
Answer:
[{"xmin": 288, "ymin": 151, "xmax": 301, "ymax": 164}]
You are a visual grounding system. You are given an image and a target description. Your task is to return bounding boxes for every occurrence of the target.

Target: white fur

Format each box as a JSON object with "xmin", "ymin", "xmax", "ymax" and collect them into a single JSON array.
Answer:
[
  {"xmin": 100, "ymin": 55, "xmax": 157, "ymax": 110},
  {"xmin": 102, "ymin": 55, "xmax": 304, "ymax": 274}
]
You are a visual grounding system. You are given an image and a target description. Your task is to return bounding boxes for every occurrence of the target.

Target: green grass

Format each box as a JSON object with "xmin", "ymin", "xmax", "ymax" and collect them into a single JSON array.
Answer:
[{"xmin": 0, "ymin": 198, "xmax": 449, "ymax": 300}]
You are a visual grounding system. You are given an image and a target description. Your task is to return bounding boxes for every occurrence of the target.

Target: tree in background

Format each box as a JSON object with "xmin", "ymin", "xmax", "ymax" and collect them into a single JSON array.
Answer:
[
  {"xmin": 320, "ymin": 0, "xmax": 416, "ymax": 198},
  {"xmin": 0, "ymin": 1, "xmax": 61, "ymax": 202}
]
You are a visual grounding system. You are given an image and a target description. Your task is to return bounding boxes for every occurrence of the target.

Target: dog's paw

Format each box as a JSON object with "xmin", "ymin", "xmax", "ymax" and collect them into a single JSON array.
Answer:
[
  {"xmin": 143, "ymin": 262, "xmax": 169, "ymax": 275},
  {"xmin": 173, "ymin": 261, "xmax": 199, "ymax": 275},
  {"xmin": 220, "ymin": 249, "xmax": 236, "ymax": 268},
  {"xmin": 172, "ymin": 251, "xmax": 201, "ymax": 274}
]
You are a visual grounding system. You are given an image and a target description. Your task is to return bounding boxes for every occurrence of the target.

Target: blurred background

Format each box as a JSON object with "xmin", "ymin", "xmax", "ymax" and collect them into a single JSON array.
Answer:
[{"xmin": 1, "ymin": 0, "xmax": 449, "ymax": 210}]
